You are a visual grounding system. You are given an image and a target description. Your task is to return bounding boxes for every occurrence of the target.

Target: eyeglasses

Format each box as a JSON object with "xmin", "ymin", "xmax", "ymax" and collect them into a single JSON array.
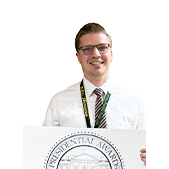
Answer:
[{"xmin": 78, "ymin": 44, "xmax": 110, "ymax": 55}]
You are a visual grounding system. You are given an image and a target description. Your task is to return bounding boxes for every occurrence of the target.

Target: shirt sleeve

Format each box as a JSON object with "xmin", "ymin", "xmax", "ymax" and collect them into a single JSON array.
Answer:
[
  {"xmin": 43, "ymin": 97, "xmax": 60, "ymax": 126},
  {"xmin": 136, "ymin": 100, "xmax": 146, "ymax": 129}
]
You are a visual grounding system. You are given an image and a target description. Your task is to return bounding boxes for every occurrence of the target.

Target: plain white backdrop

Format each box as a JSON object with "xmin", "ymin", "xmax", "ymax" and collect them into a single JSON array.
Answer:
[{"xmin": 0, "ymin": 0, "xmax": 169, "ymax": 168}]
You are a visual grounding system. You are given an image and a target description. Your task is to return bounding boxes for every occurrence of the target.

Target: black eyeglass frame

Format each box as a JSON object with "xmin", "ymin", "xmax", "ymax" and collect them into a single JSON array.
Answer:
[{"xmin": 78, "ymin": 43, "xmax": 110, "ymax": 55}]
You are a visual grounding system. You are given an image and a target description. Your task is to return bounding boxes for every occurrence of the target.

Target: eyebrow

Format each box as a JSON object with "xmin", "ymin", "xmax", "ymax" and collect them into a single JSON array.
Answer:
[{"xmin": 83, "ymin": 43, "xmax": 108, "ymax": 47}]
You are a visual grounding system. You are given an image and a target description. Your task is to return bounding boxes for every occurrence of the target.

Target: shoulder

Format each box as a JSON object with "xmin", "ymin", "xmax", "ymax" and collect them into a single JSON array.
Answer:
[
  {"xmin": 112, "ymin": 82, "xmax": 143, "ymax": 104},
  {"xmin": 51, "ymin": 82, "xmax": 81, "ymax": 102}
]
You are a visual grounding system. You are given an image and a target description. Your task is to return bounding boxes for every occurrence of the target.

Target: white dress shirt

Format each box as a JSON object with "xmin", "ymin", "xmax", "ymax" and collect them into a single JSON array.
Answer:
[{"xmin": 43, "ymin": 77, "xmax": 146, "ymax": 129}]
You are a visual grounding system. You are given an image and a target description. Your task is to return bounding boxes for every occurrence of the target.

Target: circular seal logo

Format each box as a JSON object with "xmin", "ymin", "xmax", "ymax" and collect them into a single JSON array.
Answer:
[{"xmin": 44, "ymin": 132, "xmax": 124, "ymax": 169}]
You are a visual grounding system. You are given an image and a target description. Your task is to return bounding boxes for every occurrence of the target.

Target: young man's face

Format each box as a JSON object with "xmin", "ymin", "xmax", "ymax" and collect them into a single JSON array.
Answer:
[{"xmin": 76, "ymin": 33, "xmax": 113, "ymax": 81}]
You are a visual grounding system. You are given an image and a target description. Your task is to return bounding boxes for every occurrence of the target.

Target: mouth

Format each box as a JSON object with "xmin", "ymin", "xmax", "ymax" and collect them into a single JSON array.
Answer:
[{"xmin": 89, "ymin": 62, "xmax": 104, "ymax": 65}]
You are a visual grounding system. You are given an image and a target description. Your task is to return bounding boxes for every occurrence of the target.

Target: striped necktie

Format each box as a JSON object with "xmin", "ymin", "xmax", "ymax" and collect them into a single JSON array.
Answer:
[{"xmin": 93, "ymin": 88, "xmax": 107, "ymax": 128}]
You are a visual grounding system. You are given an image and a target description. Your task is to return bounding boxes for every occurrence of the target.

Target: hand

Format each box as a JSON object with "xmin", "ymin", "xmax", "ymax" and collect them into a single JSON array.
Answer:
[{"xmin": 140, "ymin": 148, "xmax": 146, "ymax": 166}]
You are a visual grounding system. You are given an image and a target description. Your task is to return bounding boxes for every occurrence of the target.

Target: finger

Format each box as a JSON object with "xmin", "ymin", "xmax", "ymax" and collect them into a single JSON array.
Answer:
[
  {"xmin": 140, "ymin": 148, "xmax": 146, "ymax": 153},
  {"xmin": 140, "ymin": 153, "xmax": 146, "ymax": 158},
  {"xmin": 141, "ymin": 157, "xmax": 146, "ymax": 163}
]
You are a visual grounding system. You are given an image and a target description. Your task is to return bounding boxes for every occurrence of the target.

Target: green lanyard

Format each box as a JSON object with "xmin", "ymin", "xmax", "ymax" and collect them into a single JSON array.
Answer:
[{"xmin": 80, "ymin": 79, "xmax": 111, "ymax": 128}]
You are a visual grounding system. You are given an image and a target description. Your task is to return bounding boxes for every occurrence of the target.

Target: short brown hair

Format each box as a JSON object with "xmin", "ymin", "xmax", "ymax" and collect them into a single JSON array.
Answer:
[{"xmin": 75, "ymin": 23, "xmax": 112, "ymax": 52}]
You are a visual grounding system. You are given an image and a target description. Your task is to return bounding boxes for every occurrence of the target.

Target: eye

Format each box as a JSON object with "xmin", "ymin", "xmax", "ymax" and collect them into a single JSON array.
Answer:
[
  {"xmin": 83, "ymin": 46, "xmax": 92, "ymax": 52},
  {"xmin": 98, "ymin": 45, "xmax": 108, "ymax": 51}
]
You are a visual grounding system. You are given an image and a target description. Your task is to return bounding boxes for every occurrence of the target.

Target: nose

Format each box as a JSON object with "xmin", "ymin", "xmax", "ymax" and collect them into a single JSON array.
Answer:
[{"xmin": 92, "ymin": 46, "xmax": 101, "ymax": 57}]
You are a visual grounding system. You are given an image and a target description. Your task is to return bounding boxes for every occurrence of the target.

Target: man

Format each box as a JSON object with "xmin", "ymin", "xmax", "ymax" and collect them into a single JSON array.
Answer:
[{"xmin": 43, "ymin": 23, "xmax": 146, "ymax": 166}]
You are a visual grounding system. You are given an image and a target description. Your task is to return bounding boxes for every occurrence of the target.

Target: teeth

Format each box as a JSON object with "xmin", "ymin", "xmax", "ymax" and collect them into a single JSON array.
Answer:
[{"xmin": 91, "ymin": 62, "xmax": 102, "ymax": 64}]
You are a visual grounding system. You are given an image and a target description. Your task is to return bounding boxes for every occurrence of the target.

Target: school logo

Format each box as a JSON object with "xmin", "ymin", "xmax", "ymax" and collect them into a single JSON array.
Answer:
[{"xmin": 44, "ymin": 132, "xmax": 124, "ymax": 169}]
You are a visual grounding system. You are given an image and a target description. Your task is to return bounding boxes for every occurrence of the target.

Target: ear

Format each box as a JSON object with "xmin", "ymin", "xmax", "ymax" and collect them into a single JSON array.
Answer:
[
  {"xmin": 76, "ymin": 52, "xmax": 81, "ymax": 64},
  {"xmin": 110, "ymin": 49, "xmax": 113, "ymax": 62}
]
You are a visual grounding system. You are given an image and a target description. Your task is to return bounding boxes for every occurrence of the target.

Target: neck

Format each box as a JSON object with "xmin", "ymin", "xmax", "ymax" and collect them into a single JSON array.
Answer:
[{"xmin": 84, "ymin": 74, "xmax": 109, "ymax": 87}]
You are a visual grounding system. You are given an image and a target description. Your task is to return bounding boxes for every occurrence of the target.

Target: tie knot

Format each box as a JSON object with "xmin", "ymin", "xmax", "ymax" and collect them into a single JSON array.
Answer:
[{"xmin": 93, "ymin": 88, "xmax": 103, "ymax": 97}]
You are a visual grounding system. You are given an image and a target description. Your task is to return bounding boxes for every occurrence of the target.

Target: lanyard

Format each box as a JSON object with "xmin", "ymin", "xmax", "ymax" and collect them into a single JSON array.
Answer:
[{"xmin": 80, "ymin": 79, "xmax": 111, "ymax": 128}]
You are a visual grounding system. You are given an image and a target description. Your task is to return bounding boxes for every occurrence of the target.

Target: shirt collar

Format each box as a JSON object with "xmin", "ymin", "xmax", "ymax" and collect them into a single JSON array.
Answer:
[{"xmin": 83, "ymin": 76, "xmax": 112, "ymax": 97}]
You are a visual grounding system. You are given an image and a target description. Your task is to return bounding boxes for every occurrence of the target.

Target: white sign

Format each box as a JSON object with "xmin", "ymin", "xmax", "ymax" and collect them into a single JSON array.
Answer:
[{"xmin": 23, "ymin": 127, "xmax": 146, "ymax": 169}]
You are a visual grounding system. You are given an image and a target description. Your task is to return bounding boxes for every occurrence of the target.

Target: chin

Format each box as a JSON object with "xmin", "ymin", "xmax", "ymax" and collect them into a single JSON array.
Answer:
[{"xmin": 91, "ymin": 72, "xmax": 106, "ymax": 78}]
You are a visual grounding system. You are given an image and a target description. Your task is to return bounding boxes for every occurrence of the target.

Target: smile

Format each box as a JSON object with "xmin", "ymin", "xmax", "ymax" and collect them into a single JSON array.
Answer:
[{"xmin": 90, "ymin": 62, "xmax": 104, "ymax": 65}]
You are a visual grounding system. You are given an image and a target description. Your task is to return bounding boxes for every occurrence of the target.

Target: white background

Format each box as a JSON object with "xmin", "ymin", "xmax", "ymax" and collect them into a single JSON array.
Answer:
[{"xmin": 0, "ymin": 0, "xmax": 169, "ymax": 168}]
